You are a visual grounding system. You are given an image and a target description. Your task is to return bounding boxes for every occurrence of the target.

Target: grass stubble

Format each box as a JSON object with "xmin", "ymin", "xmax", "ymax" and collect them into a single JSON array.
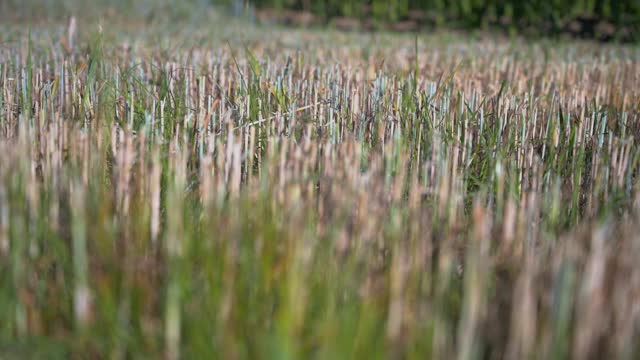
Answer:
[{"xmin": 0, "ymin": 14, "xmax": 639, "ymax": 359}]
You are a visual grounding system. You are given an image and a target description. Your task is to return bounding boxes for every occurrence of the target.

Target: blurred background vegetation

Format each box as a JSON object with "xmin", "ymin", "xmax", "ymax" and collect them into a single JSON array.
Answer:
[
  {"xmin": 248, "ymin": 0, "xmax": 639, "ymax": 24},
  {"xmin": 245, "ymin": 0, "xmax": 639, "ymax": 40},
  {"xmin": 1, "ymin": 0, "xmax": 638, "ymax": 39}
]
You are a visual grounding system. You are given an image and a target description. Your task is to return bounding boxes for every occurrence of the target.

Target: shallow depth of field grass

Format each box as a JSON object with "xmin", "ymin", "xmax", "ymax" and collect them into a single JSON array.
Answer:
[{"xmin": 0, "ymin": 10, "xmax": 639, "ymax": 359}]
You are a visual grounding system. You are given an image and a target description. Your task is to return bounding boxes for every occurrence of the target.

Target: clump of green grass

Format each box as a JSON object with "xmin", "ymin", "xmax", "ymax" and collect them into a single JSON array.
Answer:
[{"xmin": 0, "ymin": 15, "xmax": 639, "ymax": 359}]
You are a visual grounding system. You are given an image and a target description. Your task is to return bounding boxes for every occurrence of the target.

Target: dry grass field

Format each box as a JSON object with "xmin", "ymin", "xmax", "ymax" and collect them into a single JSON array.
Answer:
[{"xmin": 0, "ymin": 10, "xmax": 639, "ymax": 359}]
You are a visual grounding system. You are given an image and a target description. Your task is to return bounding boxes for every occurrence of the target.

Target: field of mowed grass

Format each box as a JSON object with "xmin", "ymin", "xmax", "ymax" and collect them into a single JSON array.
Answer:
[{"xmin": 0, "ymin": 10, "xmax": 639, "ymax": 359}]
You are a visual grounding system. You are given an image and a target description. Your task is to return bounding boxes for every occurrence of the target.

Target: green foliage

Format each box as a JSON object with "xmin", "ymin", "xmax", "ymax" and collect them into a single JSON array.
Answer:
[{"xmin": 251, "ymin": 0, "xmax": 640, "ymax": 39}]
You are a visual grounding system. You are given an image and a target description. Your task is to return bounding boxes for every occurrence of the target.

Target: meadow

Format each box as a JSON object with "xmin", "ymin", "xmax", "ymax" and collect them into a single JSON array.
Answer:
[{"xmin": 0, "ymin": 7, "xmax": 639, "ymax": 359}]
